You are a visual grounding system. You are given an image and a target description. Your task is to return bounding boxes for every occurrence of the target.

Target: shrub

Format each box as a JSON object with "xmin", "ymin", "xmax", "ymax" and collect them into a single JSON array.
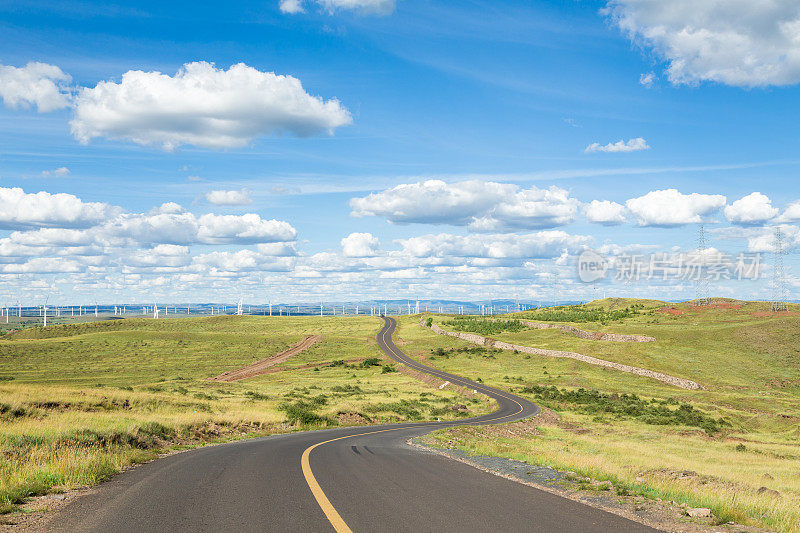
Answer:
[
  {"xmin": 330, "ymin": 384, "xmax": 363, "ymax": 394},
  {"xmin": 381, "ymin": 364, "xmax": 397, "ymax": 373},
  {"xmin": 193, "ymin": 392, "xmax": 217, "ymax": 401},
  {"xmin": 244, "ymin": 391, "xmax": 270, "ymax": 401},
  {"xmin": 360, "ymin": 357, "xmax": 381, "ymax": 368},
  {"xmin": 329, "ymin": 359, "xmax": 356, "ymax": 369},
  {"xmin": 443, "ymin": 317, "xmax": 526, "ymax": 336},
  {"xmin": 0, "ymin": 403, "xmax": 29, "ymax": 419},
  {"xmin": 430, "ymin": 346, "xmax": 488, "ymax": 358},
  {"xmin": 518, "ymin": 385, "xmax": 729, "ymax": 434},
  {"xmin": 279, "ymin": 400, "xmax": 334, "ymax": 426},
  {"xmin": 364, "ymin": 400, "xmax": 422, "ymax": 420},
  {"xmin": 519, "ymin": 304, "xmax": 643, "ymax": 323}
]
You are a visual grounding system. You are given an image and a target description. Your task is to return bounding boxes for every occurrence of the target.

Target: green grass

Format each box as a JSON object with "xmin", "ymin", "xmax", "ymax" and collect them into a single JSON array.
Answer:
[
  {"xmin": 0, "ymin": 315, "xmax": 493, "ymax": 514},
  {"xmin": 399, "ymin": 301, "xmax": 800, "ymax": 532}
]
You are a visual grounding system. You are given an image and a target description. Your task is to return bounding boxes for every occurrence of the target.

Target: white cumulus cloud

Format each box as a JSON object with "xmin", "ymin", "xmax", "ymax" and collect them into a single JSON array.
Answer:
[
  {"xmin": 584, "ymin": 200, "xmax": 628, "ymax": 225},
  {"xmin": 205, "ymin": 189, "xmax": 253, "ymax": 206},
  {"xmin": 397, "ymin": 231, "xmax": 591, "ymax": 259},
  {"xmin": 102, "ymin": 212, "xmax": 297, "ymax": 247},
  {"xmin": 341, "ymin": 232, "xmax": 380, "ymax": 257},
  {"xmin": 9, "ymin": 228, "xmax": 93, "ymax": 247},
  {"xmin": 0, "ymin": 62, "xmax": 72, "ymax": 112},
  {"xmin": 585, "ymin": 137, "xmax": 650, "ymax": 153},
  {"xmin": 605, "ymin": 0, "xmax": 800, "ymax": 87},
  {"xmin": 70, "ymin": 62, "xmax": 352, "ymax": 150},
  {"xmin": 195, "ymin": 213, "xmax": 297, "ymax": 244},
  {"xmin": 127, "ymin": 245, "xmax": 191, "ymax": 268},
  {"xmin": 777, "ymin": 200, "xmax": 800, "ymax": 222},
  {"xmin": 193, "ymin": 250, "xmax": 294, "ymax": 272},
  {"xmin": 724, "ymin": 192, "xmax": 778, "ymax": 225},
  {"xmin": 0, "ymin": 187, "xmax": 115, "ymax": 230},
  {"xmin": 625, "ymin": 189, "xmax": 726, "ymax": 227},
  {"xmin": 350, "ymin": 180, "xmax": 579, "ymax": 230}
]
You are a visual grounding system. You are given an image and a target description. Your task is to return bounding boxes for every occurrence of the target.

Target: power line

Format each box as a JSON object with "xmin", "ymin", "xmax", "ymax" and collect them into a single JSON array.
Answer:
[
  {"xmin": 695, "ymin": 224, "xmax": 710, "ymax": 305},
  {"xmin": 771, "ymin": 226, "xmax": 789, "ymax": 312}
]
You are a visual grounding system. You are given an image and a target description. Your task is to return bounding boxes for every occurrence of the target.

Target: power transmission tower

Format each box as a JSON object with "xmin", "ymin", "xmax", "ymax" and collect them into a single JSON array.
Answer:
[
  {"xmin": 771, "ymin": 226, "xmax": 789, "ymax": 312},
  {"xmin": 695, "ymin": 224, "xmax": 710, "ymax": 305}
]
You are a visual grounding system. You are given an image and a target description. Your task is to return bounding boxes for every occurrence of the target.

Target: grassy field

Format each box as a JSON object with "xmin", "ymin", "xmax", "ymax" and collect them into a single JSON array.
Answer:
[
  {"xmin": 396, "ymin": 300, "xmax": 800, "ymax": 532},
  {"xmin": 0, "ymin": 315, "xmax": 492, "ymax": 514}
]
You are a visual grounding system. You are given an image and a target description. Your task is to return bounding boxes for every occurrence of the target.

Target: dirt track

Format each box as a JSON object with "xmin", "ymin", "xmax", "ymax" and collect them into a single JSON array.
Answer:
[{"xmin": 208, "ymin": 335, "xmax": 322, "ymax": 382}]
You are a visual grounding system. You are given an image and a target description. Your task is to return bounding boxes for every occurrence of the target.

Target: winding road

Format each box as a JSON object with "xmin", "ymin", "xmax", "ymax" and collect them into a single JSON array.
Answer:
[{"xmin": 47, "ymin": 317, "xmax": 655, "ymax": 532}]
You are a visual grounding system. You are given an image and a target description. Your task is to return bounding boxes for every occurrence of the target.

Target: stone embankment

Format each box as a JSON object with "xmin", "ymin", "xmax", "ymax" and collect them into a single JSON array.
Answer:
[{"xmin": 419, "ymin": 317, "xmax": 702, "ymax": 390}]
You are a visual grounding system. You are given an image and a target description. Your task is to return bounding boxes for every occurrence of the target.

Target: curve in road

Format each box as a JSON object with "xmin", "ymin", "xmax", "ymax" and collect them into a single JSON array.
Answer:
[{"xmin": 46, "ymin": 317, "xmax": 656, "ymax": 533}]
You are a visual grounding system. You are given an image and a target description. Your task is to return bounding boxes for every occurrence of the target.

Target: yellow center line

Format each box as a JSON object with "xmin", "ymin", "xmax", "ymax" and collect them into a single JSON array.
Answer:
[{"xmin": 301, "ymin": 317, "xmax": 528, "ymax": 532}]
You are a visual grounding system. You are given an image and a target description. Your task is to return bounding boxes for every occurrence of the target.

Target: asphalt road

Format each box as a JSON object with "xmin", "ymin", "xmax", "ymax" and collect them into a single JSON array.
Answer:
[{"xmin": 47, "ymin": 317, "xmax": 656, "ymax": 533}]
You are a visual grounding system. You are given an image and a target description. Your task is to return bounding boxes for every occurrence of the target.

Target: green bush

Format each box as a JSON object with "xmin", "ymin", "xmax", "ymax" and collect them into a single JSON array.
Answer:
[
  {"xmin": 330, "ymin": 384, "xmax": 363, "ymax": 394},
  {"xmin": 364, "ymin": 400, "xmax": 422, "ymax": 420},
  {"xmin": 360, "ymin": 357, "xmax": 381, "ymax": 368},
  {"xmin": 0, "ymin": 403, "xmax": 30, "ymax": 419},
  {"xmin": 519, "ymin": 304, "xmax": 644, "ymax": 323},
  {"xmin": 329, "ymin": 359, "xmax": 357, "ymax": 369},
  {"xmin": 443, "ymin": 317, "xmax": 527, "ymax": 336},
  {"xmin": 519, "ymin": 385, "xmax": 729, "ymax": 434},
  {"xmin": 279, "ymin": 400, "xmax": 334, "ymax": 426},
  {"xmin": 430, "ymin": 346, "xmax": 490, "ymax": 358},
  {"xmin": 192, "ymin": 392, "xmax": 217, "ymax": 401}
]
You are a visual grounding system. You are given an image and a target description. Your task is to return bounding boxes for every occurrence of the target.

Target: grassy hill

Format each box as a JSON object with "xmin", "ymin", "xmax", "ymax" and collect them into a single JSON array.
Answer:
[
  {"xmin": 400, "ymin": 301, "xmax": 800, "ymax": 532},
  {"xmin": 0, "ymin": 315, "xmax": 491, "ymax": 515}
]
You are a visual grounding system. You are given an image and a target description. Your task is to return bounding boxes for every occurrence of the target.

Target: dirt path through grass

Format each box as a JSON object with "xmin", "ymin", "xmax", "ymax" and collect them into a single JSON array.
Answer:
[{"xmin": 208, "ymin": 335, "xmax": 322, "ymax": 381}]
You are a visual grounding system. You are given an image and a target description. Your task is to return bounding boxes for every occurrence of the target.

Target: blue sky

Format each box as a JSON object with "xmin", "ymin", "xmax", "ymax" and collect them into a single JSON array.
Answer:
[{"xmin": 0, "ymin": 0, "xmax": 798, "ymax": 304}]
